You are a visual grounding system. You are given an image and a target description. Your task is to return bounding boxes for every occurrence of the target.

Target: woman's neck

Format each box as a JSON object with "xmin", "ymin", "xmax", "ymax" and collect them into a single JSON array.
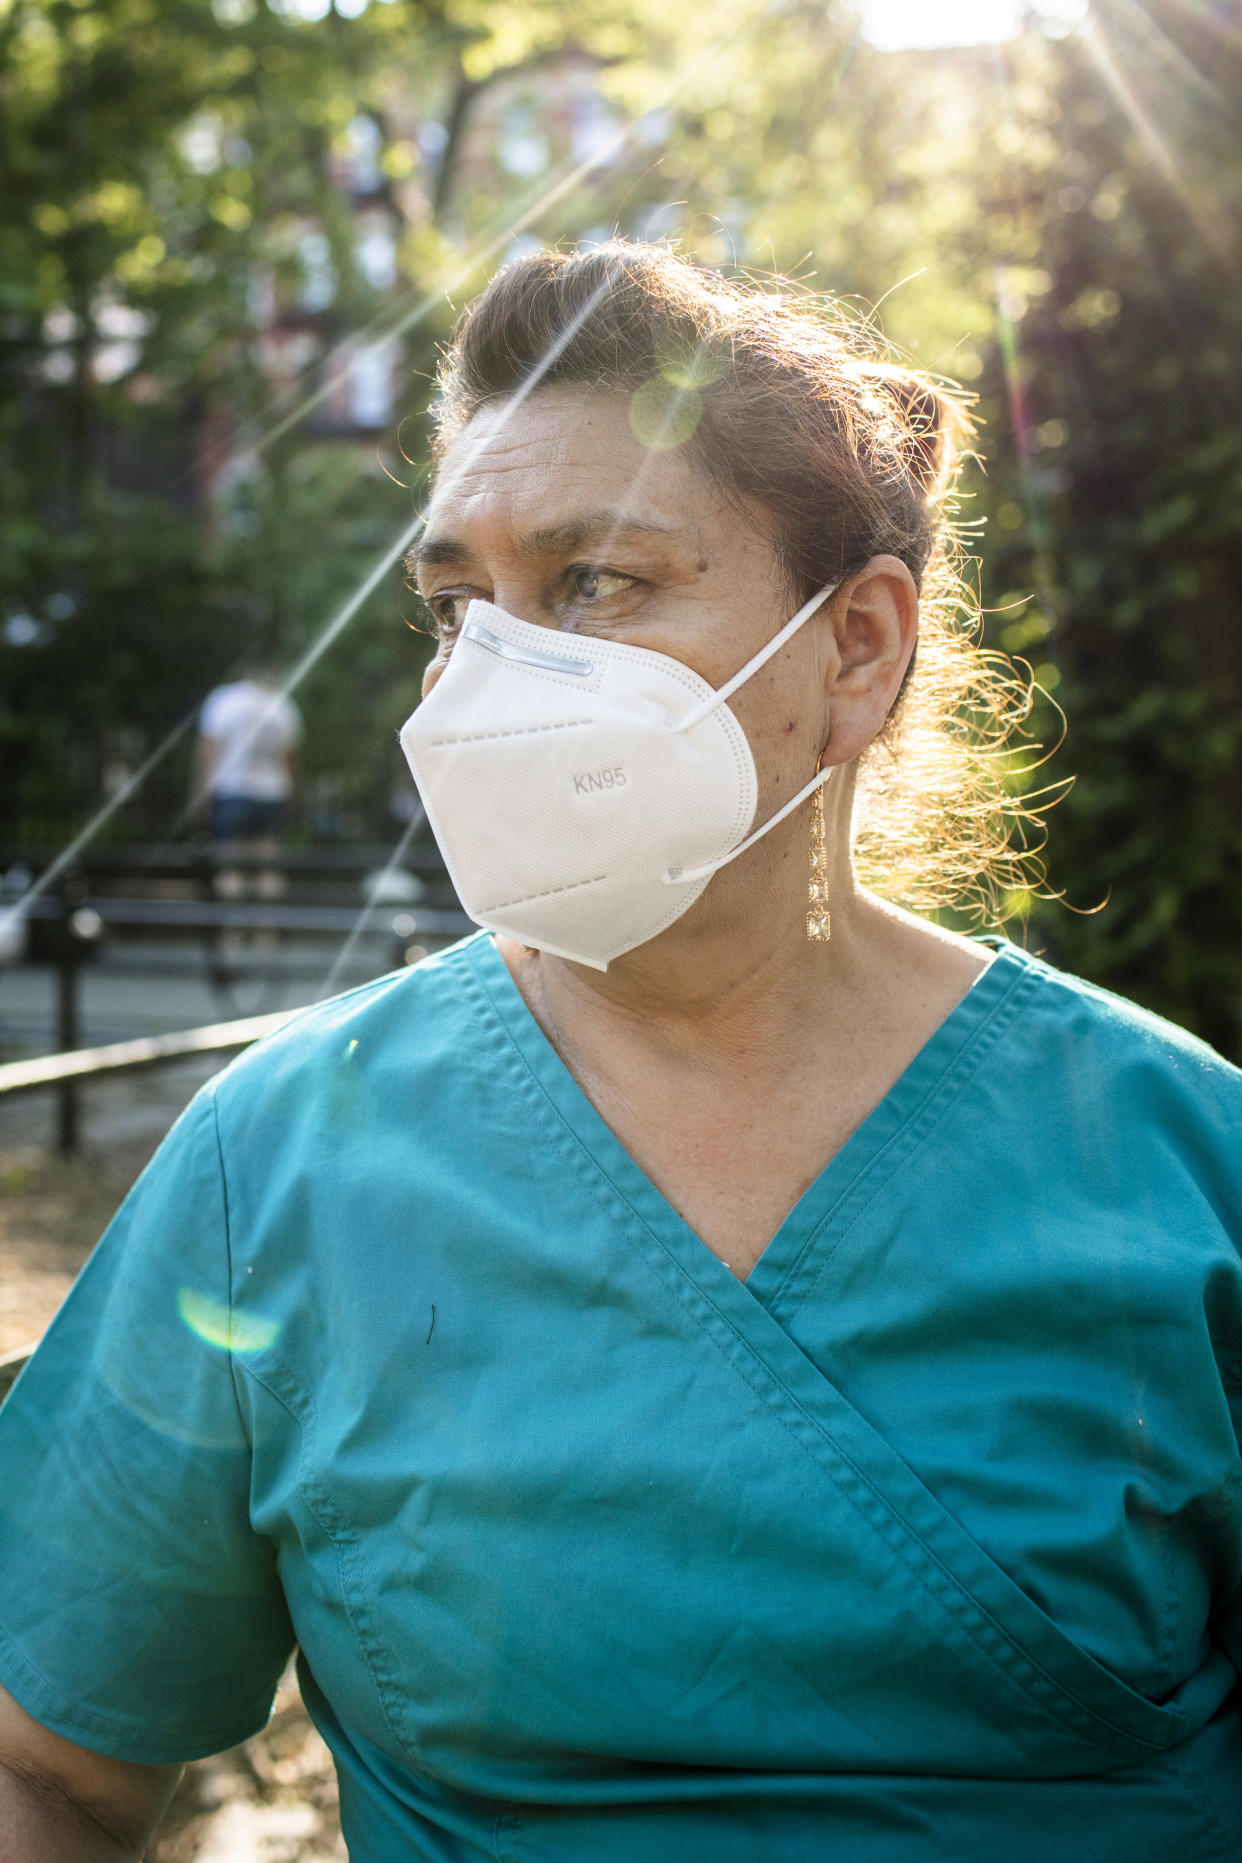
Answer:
[
  {"xmin": 495, "ymin": 764, "xmax": 990, "ymax": 1089},
  {"xmin": 500, "ymin": 867, "xmax": 921, "ymax": 1091},
  {"xmin": 496, "ymin": 860, "xmax": 991, "ymax": 1280}
]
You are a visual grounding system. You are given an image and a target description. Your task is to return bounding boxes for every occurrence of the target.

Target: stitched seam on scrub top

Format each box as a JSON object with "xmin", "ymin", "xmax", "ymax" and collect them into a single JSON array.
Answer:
[
  {"xmin": 769, "ymin": 953, "xmax": 1194, "ymax": 1719},
  {"xmin": 772, "ymin": 960, "xmax": 1041, "ymax": 1326},
  {"xmin": 1149, "ymin": 1513, "xmax": 1182, "ymax": 1703},
  {"xmin": 427, "ymin": 718, "xmax": 593, "ymax": 747},
  {"xmin": 238, "ymin": 1357, "xmax": 420, "ymax": 1774},
  {"xmin": 773, "ymin": 959, "xmax": 1035, "ymax": 1320},
  {"xmin": 458, "ymin": 950, "xmax": 1179, "ymax": 1764},
  {"xmin": 0, "ymin": 1622, "xmax": 275, "ymax": 1762},
  {"xmin": 213, "ymin": 1075, "xmax": 398, "ymax": 1743},
  {"xmin": 491, "ymin": 1802, "xmax": 525, "ymax": 1862},
  {"xmin": 209, "ymin": 1084, "xmax": 259, "ymax": 1453},
  {"xmin": 658, "ymin": 1263, "xmax": 1183, "ymax": 1760},
  {"xmin": 1168, "ymin": 1742, "xmax": 1235, "ymax": 1863}
]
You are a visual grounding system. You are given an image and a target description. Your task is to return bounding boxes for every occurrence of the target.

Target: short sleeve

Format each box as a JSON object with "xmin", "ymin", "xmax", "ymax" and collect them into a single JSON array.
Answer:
[
  {"xmin": 276, "ymin": 693, "xmax": 302, "ymax": 744},
  {"xmin": 0, "ymin": 1089, "xmax": 294, "ymax": 1763},
  {"xmin": 198, "ymin": 686, "xmax": 232, "ymax": 737}
]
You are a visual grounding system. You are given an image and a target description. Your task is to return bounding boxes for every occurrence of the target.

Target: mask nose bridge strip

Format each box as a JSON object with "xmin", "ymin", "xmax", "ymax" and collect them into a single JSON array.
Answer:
[
  {"xmin": 669, "ymin": 583, "xmax": 839, "ymax": 735},
  {"xmin": 461, "ymin": 619, "xmax": 594, "ymax": 678}
]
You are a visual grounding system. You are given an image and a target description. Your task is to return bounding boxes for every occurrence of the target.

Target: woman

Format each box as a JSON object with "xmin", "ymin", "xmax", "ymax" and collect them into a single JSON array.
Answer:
[{"xmin": 2, "ymin": 243, "xmax": 1241, "ymax": 1862}]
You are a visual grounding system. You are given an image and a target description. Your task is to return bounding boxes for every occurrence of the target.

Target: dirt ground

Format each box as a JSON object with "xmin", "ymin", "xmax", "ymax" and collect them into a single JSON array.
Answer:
[{"xmin": 0, "ymin": 1076, "xmax": 346, "ymax": 1862}]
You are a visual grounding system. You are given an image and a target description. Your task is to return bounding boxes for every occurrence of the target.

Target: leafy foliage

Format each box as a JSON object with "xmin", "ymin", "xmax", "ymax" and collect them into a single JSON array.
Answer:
[
  {"xmin": 1, "ymin": 0, "xmax": 1239, "ymax": 1051},
  {"xmin": 968, "ymin": 5, "xmax": 1242, "ymax": 1056}
]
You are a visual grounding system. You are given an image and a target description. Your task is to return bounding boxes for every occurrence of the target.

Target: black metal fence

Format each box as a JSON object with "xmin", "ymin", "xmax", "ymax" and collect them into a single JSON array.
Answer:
[{"xmin": 0, "ymin": 840, "xmax": 473, "ymax": 1151}]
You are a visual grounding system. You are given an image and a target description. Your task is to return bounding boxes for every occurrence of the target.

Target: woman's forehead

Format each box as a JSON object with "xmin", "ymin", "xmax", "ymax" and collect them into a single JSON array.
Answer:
[{"xmin": 427, "ymin": 384, "xmax": 710, "ymax": 545}]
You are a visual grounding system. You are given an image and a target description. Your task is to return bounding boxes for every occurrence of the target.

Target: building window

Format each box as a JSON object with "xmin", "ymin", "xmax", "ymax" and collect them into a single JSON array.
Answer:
[
  {"xmin": 344, "ymin": 115, "xmax": 384, "ymax": 195},
  {"xmin": 298, "ymin": 231, "xmax": 337, "ymax": 312},
  {"xmin": 356, "ymin": 216, "xmax": 398, "ymax": 292},
  {"xmin": 348, "ymin": 342, "xmax": 394, "ymax": 428},
  {"xmin": 498, "ymin": 99, "xmax": 549, "ymax": 178}
]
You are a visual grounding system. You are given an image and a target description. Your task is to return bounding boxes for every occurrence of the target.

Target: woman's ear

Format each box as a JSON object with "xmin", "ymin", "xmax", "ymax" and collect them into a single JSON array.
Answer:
[{"xmin": 821, "ymin": 555, "xmax": 918, "ymax": 765}]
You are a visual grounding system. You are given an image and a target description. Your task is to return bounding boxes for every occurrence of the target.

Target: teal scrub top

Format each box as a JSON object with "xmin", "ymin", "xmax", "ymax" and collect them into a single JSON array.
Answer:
[{"xmin": 3, "ymin": 933, "xmax": 1242, "ymax": 1861}]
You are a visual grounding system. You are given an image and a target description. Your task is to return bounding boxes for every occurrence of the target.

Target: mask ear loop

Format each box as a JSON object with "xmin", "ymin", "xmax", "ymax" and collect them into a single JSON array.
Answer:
[
  {"xmin": 664, "ymin": 581, "xmax": 839, "ymax": 886},
  {"xmin": 671, "ymin": 583, "xmax": 839, "ymax": 735},
  {"xmin": 666, "ymin": 764, "xmax": 832, "ymax": 886}
]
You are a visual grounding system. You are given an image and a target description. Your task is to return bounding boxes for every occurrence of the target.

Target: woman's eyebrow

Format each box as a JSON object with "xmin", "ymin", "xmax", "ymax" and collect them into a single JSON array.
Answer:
[
  {"xmin": 412, "ymin": 509, "xmax": 677, "ymax": 574},
  {"xmin": 410, "ymin": 534, "xmax": 469, "ymax": 573},
  {"xmin": 516, "ymin": 511, "xmax": 679, "ymax": 556}
]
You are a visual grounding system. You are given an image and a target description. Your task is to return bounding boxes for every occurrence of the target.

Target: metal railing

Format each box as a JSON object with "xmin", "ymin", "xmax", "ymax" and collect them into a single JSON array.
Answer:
[
  {"xmin": 0, "ymin": 1007, "xmax": 301, "ymax": 1095},
  {"xmin": 0, "ymin": 1347, "xmax": 33, "ymax": 1407},
  {"xmin": 0, "ymin": 1004, "xmax": 334, "ymax": 1410},
  {"xmin": 2, "ymin": 842, "xmax": 473, "ymax": 1149},
  {"xmin": 0, "ymin": 844, "xmax": 472, "ymax": 1392}
]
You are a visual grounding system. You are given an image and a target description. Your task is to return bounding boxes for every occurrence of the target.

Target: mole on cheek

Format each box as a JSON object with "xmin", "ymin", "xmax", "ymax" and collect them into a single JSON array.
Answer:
[
  {"xmin": 696, "ymin": 556, "xmax": 709, "ymax": 574},
  {"xmin": 784, "ymin": 720, "xmax": 797, "ymax": 734}
]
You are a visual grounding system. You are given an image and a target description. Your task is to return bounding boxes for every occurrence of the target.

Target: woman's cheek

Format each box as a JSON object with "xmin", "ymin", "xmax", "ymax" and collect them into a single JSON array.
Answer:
[{"xmin": 422, "ymin": 653, "xmax": 450, "ymax": 698}]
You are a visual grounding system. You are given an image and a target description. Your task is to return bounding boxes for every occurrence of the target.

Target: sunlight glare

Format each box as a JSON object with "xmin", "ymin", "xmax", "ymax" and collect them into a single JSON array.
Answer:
[
  {"xmin": 178, "ymin": 1286, "xmax": 281, "ymax": 1353},
  {"xmin": 317, "ymin": 809, "xmax": 423, "ymax": 995},
  {"xmin": 211, "ymin": 6, "xmax": 758, "ymax": 473},
  {"xmin": 858, "ymin": 0, "xmax": 1085, "ymax": 51},
  {"xmin": 1079, "ymin": 13, "xmax": 1238, "ymax": 278},
  {"xmin": 6, "ymin": 1, "xmax": 829, "ymax": 921}
]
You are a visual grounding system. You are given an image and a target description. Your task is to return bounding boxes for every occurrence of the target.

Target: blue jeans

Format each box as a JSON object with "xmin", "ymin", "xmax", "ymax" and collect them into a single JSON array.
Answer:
[{"xmin": 209, "ymin": 794, "xmax": 286, "ymax": 840}]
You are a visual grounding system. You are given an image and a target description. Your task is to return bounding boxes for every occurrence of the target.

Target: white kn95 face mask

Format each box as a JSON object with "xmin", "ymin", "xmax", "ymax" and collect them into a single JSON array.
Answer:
[{"xmin": 399, "ymin": 584, "xmax": 838, "ymax": 970}]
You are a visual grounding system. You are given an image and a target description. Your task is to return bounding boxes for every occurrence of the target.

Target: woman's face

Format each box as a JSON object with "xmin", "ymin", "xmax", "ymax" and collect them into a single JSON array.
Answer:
[{"xmin": 414, "ymin": 383, "xmax": 832, "ymax": 828}]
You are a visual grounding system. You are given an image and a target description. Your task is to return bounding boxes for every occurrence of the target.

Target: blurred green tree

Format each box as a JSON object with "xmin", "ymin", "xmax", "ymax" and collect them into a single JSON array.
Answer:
[
  {"xmin": 0, "ymin": 0, "xmax": 450, "ymax": 837},
  {"xmin": 625, "ymin": 1, "xmax": 1242, "ymax": 1055},
  {"xmin": 0, "ymin": 0, "xmax": 712, "ymax": 840},
  {"xmin": 967, "ymin": 3, "xmax": 1242, "ymax": 1056}
]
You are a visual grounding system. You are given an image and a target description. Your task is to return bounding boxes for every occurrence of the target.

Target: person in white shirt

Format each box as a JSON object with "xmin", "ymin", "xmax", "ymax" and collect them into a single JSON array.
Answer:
[
  {"xmin": 195, "ymin": 672, "xmax": 301, "ymax": 845},
  {"xmin": 193, "ymin": 672, "xmax": 301, "ymax": 942}
]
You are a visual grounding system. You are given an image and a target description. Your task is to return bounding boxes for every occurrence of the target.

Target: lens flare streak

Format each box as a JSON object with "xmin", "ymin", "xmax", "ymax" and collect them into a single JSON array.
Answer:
[
  {"xmin": 213, "ymin": 4, "xmax": 772, "ymax": 471},
  {"xmin": 177, "ymin": 1285, "xmax": 280, "ymax": 1354},
  {"xmin": 315, "ymin": 275, "xmax": 622, "ymax": 983},
  {"xmin": 993, "ymin": 268, "xmax": 1060, "ymax": 630},
  {"xmin": 317, "ymin": 806, "xmax": 424, "ymax": 996},
  {"xmin": 14, "ymin": 0, "xmax": 813, "ymax": 953},
  {"xmin": 1079, "ymin": 12, "xmax": 1239, "ymax": 278}
]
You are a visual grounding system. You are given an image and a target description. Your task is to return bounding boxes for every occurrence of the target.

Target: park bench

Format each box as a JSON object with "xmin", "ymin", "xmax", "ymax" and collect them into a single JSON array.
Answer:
[{"xmin": 0, "ymin": 1345, "xmax": 31, "ymax": 1408}]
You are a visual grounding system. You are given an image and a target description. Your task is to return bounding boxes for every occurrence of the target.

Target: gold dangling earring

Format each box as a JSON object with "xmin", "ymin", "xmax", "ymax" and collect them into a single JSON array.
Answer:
[{"xmin": 807, "ymin": 770, "xmax": 831, "ymax": 943}]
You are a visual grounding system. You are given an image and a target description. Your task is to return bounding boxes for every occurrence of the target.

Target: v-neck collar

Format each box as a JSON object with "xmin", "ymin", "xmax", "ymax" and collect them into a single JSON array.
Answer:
[
  {"xmin": 449, "ymin": 936, "xmax": 1194, "ymax": 1770},
  {"xmin": 461, "ymin": 931, "xmax": 1041, "ymax": 1316}
]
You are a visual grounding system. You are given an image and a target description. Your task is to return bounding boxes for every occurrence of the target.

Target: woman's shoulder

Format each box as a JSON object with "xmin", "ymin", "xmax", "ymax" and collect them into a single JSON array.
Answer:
[
  {"xmin": 981, "ymin": 940, "xmax": 1242, "ymax": 1188},
  {"xmin": 997, "ymin": 937, "xmax": 1240, "ymax": 1080},
  {"xmin": 207, "ymin": 932, "xmax": 495, "ymax": 1113}
]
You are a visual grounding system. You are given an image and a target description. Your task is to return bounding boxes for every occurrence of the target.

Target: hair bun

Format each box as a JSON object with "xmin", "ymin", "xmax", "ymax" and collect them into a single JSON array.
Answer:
[{"xmin": 852, "ymin": 363, "xmax": 970, "ymax": 503}]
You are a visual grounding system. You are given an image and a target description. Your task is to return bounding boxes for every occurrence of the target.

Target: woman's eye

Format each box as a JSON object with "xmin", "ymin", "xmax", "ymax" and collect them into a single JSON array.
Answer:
[
  {"xmin": 427, "ymin": 591, "xmax": 470, "ymax": 638},
  {"xmin": 569, "ymin": 567, "xmax": 635, "ymax": 604}
]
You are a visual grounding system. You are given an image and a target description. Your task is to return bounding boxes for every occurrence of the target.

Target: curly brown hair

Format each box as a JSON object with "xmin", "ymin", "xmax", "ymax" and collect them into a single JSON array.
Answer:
[{"xmin": 427, "ymin": 240, "xmax": 1047, "ymax": 919}]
